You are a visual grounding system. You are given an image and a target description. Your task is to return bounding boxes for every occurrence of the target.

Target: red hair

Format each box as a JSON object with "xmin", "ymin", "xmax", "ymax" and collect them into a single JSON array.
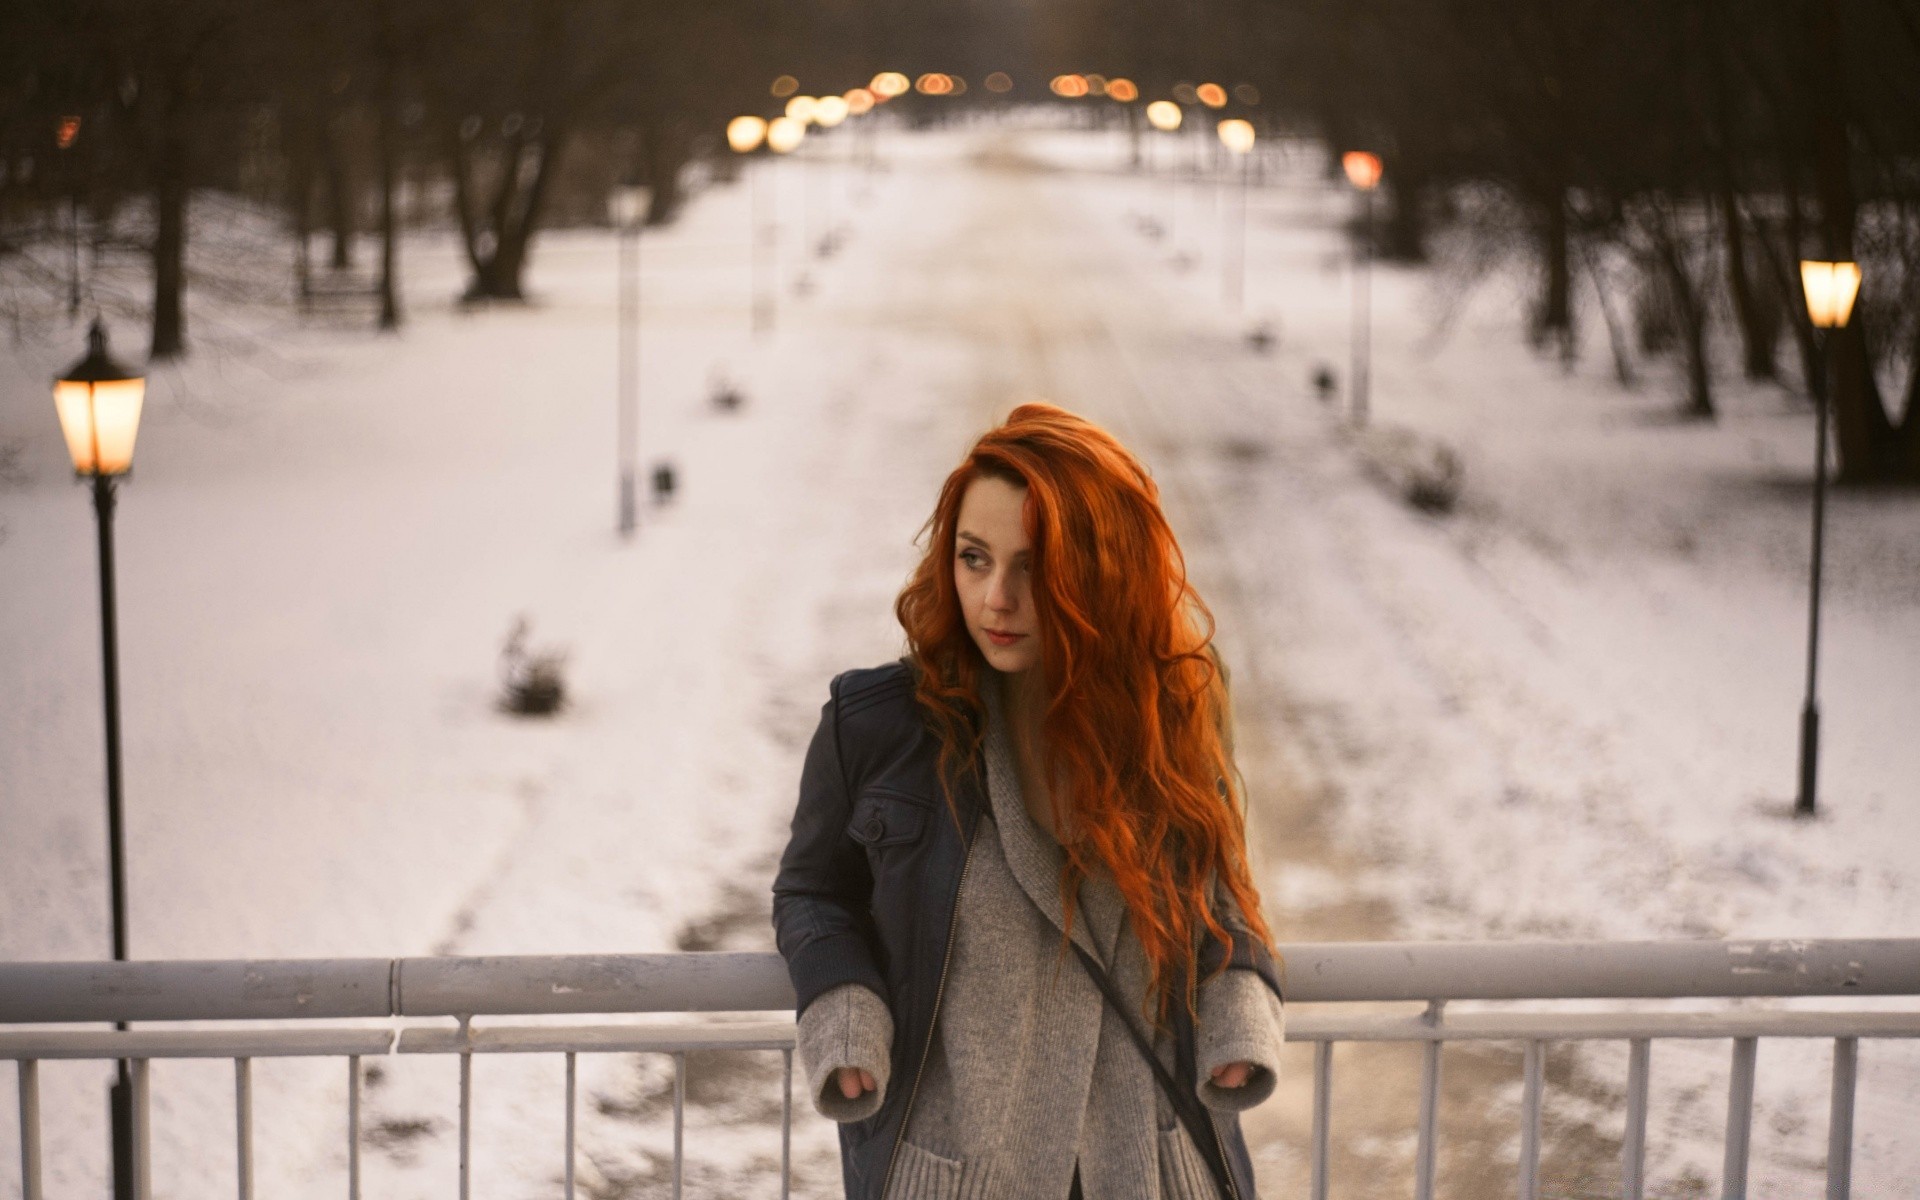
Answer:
[{"xmin": 894, "ymin": 402, "xmax": 1275, "ymax": 1025}]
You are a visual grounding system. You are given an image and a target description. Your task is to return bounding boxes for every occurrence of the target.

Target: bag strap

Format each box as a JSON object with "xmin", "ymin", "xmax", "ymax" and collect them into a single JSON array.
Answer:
[{"xmin": 1070, "ymin": 942, "xmax": 1235, "ymax": 1200}]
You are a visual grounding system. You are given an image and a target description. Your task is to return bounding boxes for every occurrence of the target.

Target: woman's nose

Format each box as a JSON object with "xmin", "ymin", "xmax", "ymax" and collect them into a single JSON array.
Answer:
[{"xmin": 986, "ymin": 571, "xmax": 1016, "ymax": 612}]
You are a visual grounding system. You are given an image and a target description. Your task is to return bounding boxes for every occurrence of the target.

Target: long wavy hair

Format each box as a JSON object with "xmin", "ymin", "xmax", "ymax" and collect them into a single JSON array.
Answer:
[{"xmin": 894, "ymin": 402, "xmax": 1275, "ymax": 1025}]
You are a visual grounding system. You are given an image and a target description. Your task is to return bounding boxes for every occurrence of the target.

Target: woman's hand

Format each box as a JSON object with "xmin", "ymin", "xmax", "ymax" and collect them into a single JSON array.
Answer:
[
  {"xmin": 1209, "ymin": 1061, "xmax": 1253, "ymax": 1089},
  {"xmin": 834, "ymin": 1066, "xmax": 877, "ymax": 1099}
]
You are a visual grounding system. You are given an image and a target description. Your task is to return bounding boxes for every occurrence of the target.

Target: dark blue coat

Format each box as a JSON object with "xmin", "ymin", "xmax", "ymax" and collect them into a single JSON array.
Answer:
[{"xmin": 771, "ymin": 660, "xmax": 1281, "ymax": 1200}]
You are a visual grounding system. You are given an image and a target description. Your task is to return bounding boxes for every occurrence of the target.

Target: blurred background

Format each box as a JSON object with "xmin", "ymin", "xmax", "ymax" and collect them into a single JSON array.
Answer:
[{"xmin": 1, "ymin": 1, "xmax": 1917, "ymax": 1197}]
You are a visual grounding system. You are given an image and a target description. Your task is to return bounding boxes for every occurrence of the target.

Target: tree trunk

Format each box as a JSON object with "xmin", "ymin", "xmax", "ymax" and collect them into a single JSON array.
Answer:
[
  {"xmin": 1659, "ymin": 239, "xmax": 1714, "ymax": 419},
  {"xmin": 1381, "ymin": 167, "xmax": 1428, "ymax": 263},
  {"xmin": 460, "ymin": 122, "xmax": 570, "ymax": 302},
  {"xmin": 1533, "ymin": 185, "xmax": 1574, "ymax": 358},
  {"xmin": 1719, "ymin": 190, "xmax": 1777, "ymax": 380},
  {"xmin": 149, "ymin": 106, "xmax": 188, "ymax": 360},
  {"xmin": 374, "ymin": 0, "xmax": 400, "ymax": 331},
  {"xmin": 320, "ymin": 114, "xmax": 355, "ymax": 271},
  {"xmin": 641, "ymin": 119, "xmax": 690, "ymax": 226},
  {"xmin": 1806, "ymin": 0, "xmax": 1900, "ymax": 480}
]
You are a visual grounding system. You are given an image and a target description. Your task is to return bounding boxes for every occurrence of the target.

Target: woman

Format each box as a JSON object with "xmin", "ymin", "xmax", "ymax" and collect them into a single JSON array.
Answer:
[{"xmin": 773, "ymin": 403, "xmax": 1285, "ymax": 1200}]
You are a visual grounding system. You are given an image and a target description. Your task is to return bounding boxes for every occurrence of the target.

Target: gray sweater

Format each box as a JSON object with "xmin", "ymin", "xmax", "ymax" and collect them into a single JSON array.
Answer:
[{"xmin": 798, "ymin": 683, "xmax": 1286, "ymax": 1199}]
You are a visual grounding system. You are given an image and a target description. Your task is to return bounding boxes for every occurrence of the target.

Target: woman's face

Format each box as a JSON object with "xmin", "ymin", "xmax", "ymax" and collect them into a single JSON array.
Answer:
[{"xmin": 953, "ymin": 474, "xmax": 1042, "ymax": 676}]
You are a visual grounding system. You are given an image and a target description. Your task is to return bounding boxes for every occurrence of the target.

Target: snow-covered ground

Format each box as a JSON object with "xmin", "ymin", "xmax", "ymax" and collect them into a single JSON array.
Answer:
[{"xmin": 2, "ymin": 114, "xmax": 1915, "ymax": 1199}]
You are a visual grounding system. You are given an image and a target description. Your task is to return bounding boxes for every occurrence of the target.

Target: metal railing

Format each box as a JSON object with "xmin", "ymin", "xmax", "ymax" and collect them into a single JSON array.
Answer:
[{"xmin": 3, "ymin": 939, "xmax": 1916, "ymax": 1200}]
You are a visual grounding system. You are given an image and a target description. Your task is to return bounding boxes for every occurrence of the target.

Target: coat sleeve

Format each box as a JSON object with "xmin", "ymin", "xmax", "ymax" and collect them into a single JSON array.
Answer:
[
  {"xmin": 795, "ymin": 982, "xmax": 894, "ymax": 1122},
  {"xmin": 771, "ymin": 676, "xmax": 891, "ymax": 1019},
  {"xmin": 1192, "ymin": 871, "xmax": 1287, "ymax": 1111}
]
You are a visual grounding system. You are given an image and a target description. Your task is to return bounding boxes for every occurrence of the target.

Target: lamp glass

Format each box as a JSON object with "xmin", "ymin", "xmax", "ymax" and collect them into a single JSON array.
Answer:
[
  {"xmin": 1342, "ymin": 150, "xmax": 1383, "ymax": 190},
  {"xmin": 1800, "ymin": 260, "xmax": 1861, "ymax": 329},
  {"xmin": 1217, "ymin": 119, "xmax": 1255, "ymax": 154},
  {"xmin": 727, "ymin": 116, "xmax": 768, "ymax": 153},
  {"xmin": 1145, "ymin": 101, "xmax": 1183, "ymax": 131},
  {"xmin": 845, "ymin": 88, "xmax": 876, "ymax": 115},
  {"xmin": 767, "ymin": 117, "xmax": 806, "ymax": 154},
  {"xmin": 55, "ymin": 377, "xmax": 145, "ymax": 476},
  {"xmin": 814, "ymin": 95, "xmax": 850, "ymax": 127}
]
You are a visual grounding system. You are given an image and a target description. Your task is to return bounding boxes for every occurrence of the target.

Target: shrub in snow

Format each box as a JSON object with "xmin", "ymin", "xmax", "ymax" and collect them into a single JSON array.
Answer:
[
  {"xmin": 1350, "ymin": 425, "xmax": 1464, "ymax": 517},
  {"xmin": 498, "ymin": 615, "xmax": 568, "ymax": 717}
]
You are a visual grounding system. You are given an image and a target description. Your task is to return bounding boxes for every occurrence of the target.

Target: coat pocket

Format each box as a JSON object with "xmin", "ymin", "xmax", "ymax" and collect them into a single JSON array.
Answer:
[
  {"xmin": 1158, "ymin": 1122, "xmax": 1223, "ymax": 1200},
  {"xmin": 886, "ymin": 1139, "xmax": 996, "ymax": 1200},
  {"xmin": 848, "ymin": 788, "xmax": 932, "ymax": 848}
]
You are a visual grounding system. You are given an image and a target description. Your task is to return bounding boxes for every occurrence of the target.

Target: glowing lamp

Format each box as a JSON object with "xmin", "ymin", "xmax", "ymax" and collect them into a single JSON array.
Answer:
[
  {"xmin": 870, "ymin": 72, "xmax": 910, "ymax": 99},
  {"xmin": 784, "ymin": 95, "xmax": 818, "ymax": 125},
  {"xmin": 1800, "ymin": 260, "xmax": 1861, "ymax": 329},
  {"xmin": 54, "ymin": 321, "xmax": 145, "ymax": 477},
  {"xmin": 727, "ymin": 116, "xmax": 768, "ymax": 153},
  {"xmin": 845, "ymin": 88, "xmax": 876, "ymax": 115},
  {"xmin": 915, "ymin": 73, "xmax": 953, "ymax": 96},
  {"xmin": 57, "ymin": 115, "xmax": 82, "ymax": 150},
  {"xmin": 1217, "ymin": 119, "xmax": 1256, "ymax": 155},
  {"xmin": 1050, "ymin": 74, "xmax": 1090, "ymax": 99},
  {"xmin": 766, "ymin": 117, "xmax": 806, "ymax": 154},
  {"xmin": 985, "ymin": 72, "xmax": 1014, "ymax": 94},
  {"xmin": 770, "ymin": 75, "xmax": 799, "ymax": 98},
  {"xmin": 1145, "ymin": 101, "xmax": 1183, "ymax": 132},
  {"xmin": 1171, "ymin": 82, "xmax": 1198, "ymax": 104},
  {"xmin": 1342, "ymin": 151, "xmax": 1383, "ymax": 190},
  {"xmin": 814, "ymin": 95, "xmax": 850, "ymax": 127},
  {"xmin": 1106, "ymin": 78, "xmax": 1138, "ymax": 102},
  {"xmin": 1196, "ymin": 83, "xmax": 1228, "ymax": 108}
]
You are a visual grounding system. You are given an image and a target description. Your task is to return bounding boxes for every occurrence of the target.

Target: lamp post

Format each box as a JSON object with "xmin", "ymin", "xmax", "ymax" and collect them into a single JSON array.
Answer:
[
  {"xmin": 1146, "ymin": 101, "xmax": 1182, "ymax": 246},
  {"xmin": 57, "ymin": 115, "xmax": 83, "ymax": 319},
  {"xmin": 1794, "ymin": 259, "xmax": 1861, "ymax": 818},
  {"xmin": 609, "ymin": 185, "xmax": 647, "ymax": 537},
  {"xmin": 726, "ymin": 116, "xmax": 771, "ymax": 335},
  {"xmin": 1342, "ymin": 151, "xmax": 1383, "ymax": 427},
  {"xmin": 766, "ymin": 116, "xmax": 806, "ymax": 297},
  {"xmin": 52, "ymin": 319, "xmax": 146, "ymax": 1200},
  {"xmin": 812, "ymin": 94, "xmax": 850, "ymax": 256},
  {"xmin": 1216, "ymin": 119, "xmax": 1256, "ymax": 310}
]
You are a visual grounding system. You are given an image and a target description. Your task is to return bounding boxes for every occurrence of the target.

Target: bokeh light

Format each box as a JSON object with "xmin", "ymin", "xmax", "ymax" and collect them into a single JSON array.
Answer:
[
  {"xmin": 1106, "ymin": 78, "xmax": 1139, "ymax": 102},
  {"xmin": 1050, "ymin": 74, "xmax": 1090, "ymax": 98},
  {"xmin": 784, "ymin": 95, "xmax": 819, "ymax": 124},
  {"xmin": 1196, "ymin": 82, "xmax": 1228, "ymax": 108},
  {"xmin": 844, "ymin": 88, "xmax": 876, "ymax": 115},
  {"xmin": 726, "ymin": 115, "xmax": 768, "ymax": 153},
  {"xmin": 1145, "ymin": 100, "xmax": 1183, "ymax": 131},
  {"xmin": 770, "ymin": 75, "xmax": 799, "ymax": 98},
  {"xmin": 985, "ymin": 71, "xmax": 1014, "ymax": 93},
  {"xmin": 870, "ymin": 71, "xmax": 910, "ymax": 98},
  {"xmin": 1216, "ymin": 118, "xmax": 1256, "ymax": 154},
  {"xmin": 767, "ymin": 116, "xmax": 806, "ymax": 153},
  {"xmin": 1342, "ymin": 150, "xmax": 1383, "ymax": 190}
]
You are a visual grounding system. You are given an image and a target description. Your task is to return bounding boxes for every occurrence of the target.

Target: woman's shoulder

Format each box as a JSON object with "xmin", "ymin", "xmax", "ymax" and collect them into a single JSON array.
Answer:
[{"xmin": 830, "ymin": 658, "xmax": 916, "ymax": 718}]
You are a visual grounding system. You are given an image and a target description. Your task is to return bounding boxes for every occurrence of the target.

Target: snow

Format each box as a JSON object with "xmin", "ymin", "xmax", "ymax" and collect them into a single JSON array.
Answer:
[{"xmin": 3, "ymin": 113, "xmax": 1916, "ymax": 1198}]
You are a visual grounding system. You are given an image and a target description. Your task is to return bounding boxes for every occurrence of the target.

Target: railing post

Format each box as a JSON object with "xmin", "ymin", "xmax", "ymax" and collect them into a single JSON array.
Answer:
[
  {"xmin": 1827, "ymin": 1037, "xmax": 1856, "ymax": 1200},
  {"xmin": 1623, "ymin": 1038, "xmax": 1650, "ymax": 1200},
  {"xmin": 347, "ymin": 1055, "xmax": 362, "ymax": 1200},
  {"xmin": 1723, "ymin": 1037, "xmax": 1756, "ymax": 1200},
  {"xmin": 781, "ymin": 1049, "xmax": 793, "ymax": 1200},
  {"xmin": 565, "ymin": 1051, "xmax": 577, "ymax": 1200},
  {"xmin": 18, "ymin": 1060, "xmax": 42, "ymax": 1200},
  {"xmin": 672, "ymin": 1052, "xmax": 686, "ymax": 1200},
  {"xmin": 1311, "ymin": 1040, "xmax": 1333, "ymax": 1200},
  {"xmin": 1415, "ymin": 1001, "xmax": 1444, "ymax": 1200},
  {"xmin": 458, "ymin": 1017, "xmax": 473, "ymax": 1200},
  {"xmin": 129, "ymin": 1058, "xmax": 151, "ymax": 1200},
  {"xmin": 1519, "ymin": 1040, "xmax": 1544, "ymax": 1200},
  {"xmin": 234, "ymin": 1057, "xmax": 254, "ymax": 1200}
]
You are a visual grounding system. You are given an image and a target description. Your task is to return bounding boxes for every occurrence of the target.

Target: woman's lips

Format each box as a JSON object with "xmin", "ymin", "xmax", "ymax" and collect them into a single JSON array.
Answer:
[{"xmin": 985, "ymin": 629, "xmax": 1026, "ymax": 647}]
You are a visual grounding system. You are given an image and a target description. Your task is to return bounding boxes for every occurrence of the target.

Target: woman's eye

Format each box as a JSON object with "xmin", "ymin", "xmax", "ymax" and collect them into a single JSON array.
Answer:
[{"xmin": 957, "ymin": 550, "xmax": 986, "ymax": 570}]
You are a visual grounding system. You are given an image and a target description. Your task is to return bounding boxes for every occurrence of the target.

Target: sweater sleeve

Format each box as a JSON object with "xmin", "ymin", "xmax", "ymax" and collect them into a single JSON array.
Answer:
[
  {"xmin": 795, "ymin": 982, "xmax": 894, "ymax": 1123},
  {"xmin": 1194, "ymin": 966, "xmax": 1287, "ymax": 1112}
]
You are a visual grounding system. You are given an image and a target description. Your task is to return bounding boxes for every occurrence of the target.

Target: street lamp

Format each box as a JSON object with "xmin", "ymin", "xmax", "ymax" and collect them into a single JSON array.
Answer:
[
  {"xmin": 1342, "ymin": 150, "xmax": 1384, "ymax": 427},
  {"xmin": 727, "ymin": 117, "xmax": 772, "ymax": 335},
  {"xmin": 1216, "ymin": 119, "xmax": 1256, "ymax": 310},
  {"xmin": 52, "ymin": 319, "xmax": 146, "ymax": 1200},
  {"xmin": 1793, "ymin": 258, "xmax": 1861, "ymax": 818},
  {"xmin": 609, "ymin": 185, "xmax": 647, "ymax": 536}
]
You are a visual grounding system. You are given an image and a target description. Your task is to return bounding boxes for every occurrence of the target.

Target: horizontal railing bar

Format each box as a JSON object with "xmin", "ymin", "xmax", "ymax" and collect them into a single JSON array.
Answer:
[
  {"xmin": 396, "ymin": 1021, "xmax": 797, "ymax": 1055},
  {"xmin": 4, "ymin": 939, "xmax": 1916, "ymax": 1024},
  {"xmin": 0, "ymin": 1029, "xmax": 396, "ymax": 1060},
  {"xmin": 6, "ymin": 1008, "xmax": 1917, "ymax": 1061},
  {"xmin": 1287, "ymin": 1010, "xmax": 1920, "ymax": 1042}
]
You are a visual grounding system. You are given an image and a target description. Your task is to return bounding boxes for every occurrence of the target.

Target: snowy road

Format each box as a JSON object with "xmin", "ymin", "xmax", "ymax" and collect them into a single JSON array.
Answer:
[{"xmin": 4, "ymin": 120, "xmax": 1916, "ymax": 1197}]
